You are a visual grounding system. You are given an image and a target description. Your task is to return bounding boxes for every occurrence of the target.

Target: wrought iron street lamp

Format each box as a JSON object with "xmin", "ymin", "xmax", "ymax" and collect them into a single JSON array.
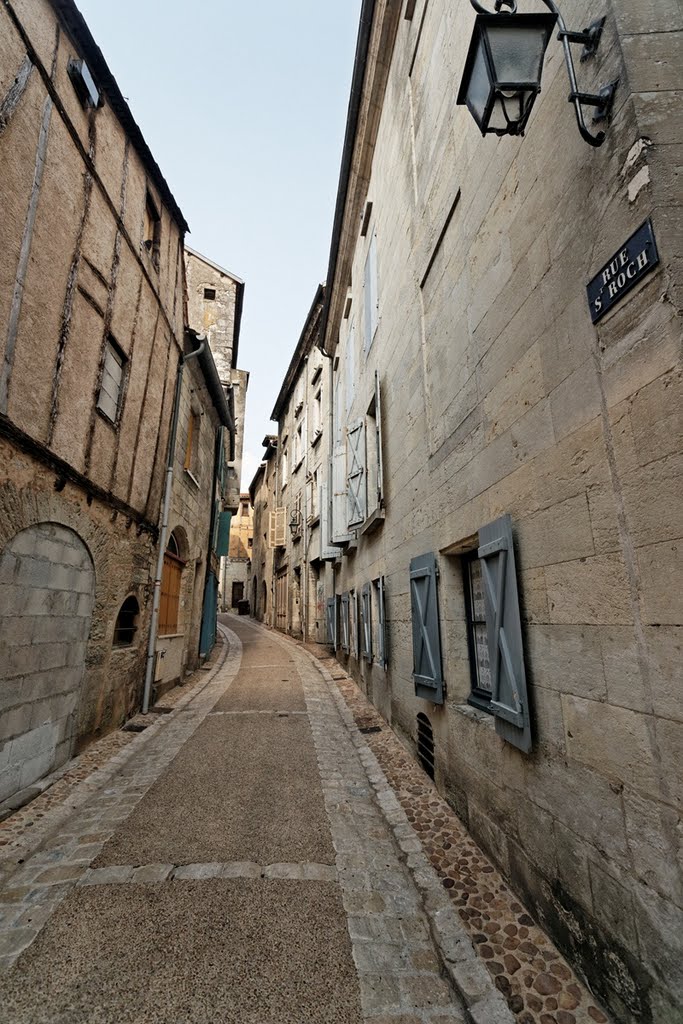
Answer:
[{"xmin": 457, "ymin": 0, "xmax": 618, "ymax": 147}]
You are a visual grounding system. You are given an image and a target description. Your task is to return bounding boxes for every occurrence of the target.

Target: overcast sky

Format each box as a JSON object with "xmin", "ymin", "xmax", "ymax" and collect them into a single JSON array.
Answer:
[{"xmin": 75, "ymin": 0, "xmax": 362, "ymax": 490}]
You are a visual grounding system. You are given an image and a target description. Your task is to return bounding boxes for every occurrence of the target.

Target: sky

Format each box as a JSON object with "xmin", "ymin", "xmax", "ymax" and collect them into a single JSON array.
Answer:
[{"xmin": 76, "ymin": 0, "xmax": 363, "ymax": 491}]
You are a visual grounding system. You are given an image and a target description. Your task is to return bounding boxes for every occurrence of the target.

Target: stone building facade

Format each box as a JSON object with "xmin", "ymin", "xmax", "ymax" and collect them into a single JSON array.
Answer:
[
  {"xmin": 249, "ymin": 436, "xmax": 277, "ymax": 625},
  {"xmin": 184, "ymin": 247, "xmax": 248, "ymax": 514},
  {"xmin": 268, "ymin": 2, "xmax": 681, "ymax": 1021},
  {"xmin": 267, "ymin": 287, "xmax": 333, "ymax": 643},
  {"xmin": 0, "ymin": 0, "xmax": 190, "ymax": 803},
  {"xmin": 220, "ymin": 493, "xmax": 253, "ymax": 610}
]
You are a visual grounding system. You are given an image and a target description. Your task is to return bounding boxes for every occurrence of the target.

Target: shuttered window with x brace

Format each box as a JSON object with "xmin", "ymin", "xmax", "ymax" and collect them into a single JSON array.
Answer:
[
  {"xmin": 410, "ymin": 552, "xmax": 444, "ymax": 704},
  {"xmin": 347, "ymin": 419, "xmax": 366, "ymax": 528},
  {"xmin": 340, "ymin": 593, "xmax": 350, "ymax": 652},
  {"xmin": 478, "ymin": 514, "xmax": 532, "ymax": 752},
  {"xmin": 326, "ymin": 597, "xmax": 337, "ymax": 649}
]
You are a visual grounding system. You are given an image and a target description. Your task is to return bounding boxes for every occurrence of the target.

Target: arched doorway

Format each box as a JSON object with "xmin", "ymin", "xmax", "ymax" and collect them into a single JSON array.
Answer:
[
  {"xmin": 262, "ymin": 580, "xmax": 268, "ymax": 619},
  {"xmin": 0, "ymin": 523, "xmax": 95, "ymax": 802},
  {"xmin": 252, "ymin": 576, "xmax": 258, "ymax": 619}
]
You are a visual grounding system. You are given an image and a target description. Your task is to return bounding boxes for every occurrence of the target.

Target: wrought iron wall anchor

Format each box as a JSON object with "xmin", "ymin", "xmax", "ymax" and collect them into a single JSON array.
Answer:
[{"xmin": 464, "ymin": 0, "xmax": 618, "ymax": 146}]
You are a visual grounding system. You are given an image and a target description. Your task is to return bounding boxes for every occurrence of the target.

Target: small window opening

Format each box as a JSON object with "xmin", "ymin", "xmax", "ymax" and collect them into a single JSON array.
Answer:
[
  {"xmin": 416, "ymin": 713, "xmax": 435, "ymax": 780},
  {"xmin": 97, "ymin": 336, "xmax": 126, "ymax": 425},
  {"xmin": 143, "ymin": 193, "xmax": 161, "ymax": 270},
  {"xmin": 184, "ymin": 411, "xmax": 200, "ymax": 475},
  {"xmin": 114, "ymin": 596, "xmax": 140, "ymax": 647},
  {"xmin": 204, "ymin": 287, "xmax": 216, "ymax": 300}
]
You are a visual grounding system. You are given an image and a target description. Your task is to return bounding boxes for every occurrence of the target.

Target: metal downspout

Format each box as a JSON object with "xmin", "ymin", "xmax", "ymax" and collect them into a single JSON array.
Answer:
[{"xmin": 142, "ymin": 340, "xmax": 206, "ymax": 714}]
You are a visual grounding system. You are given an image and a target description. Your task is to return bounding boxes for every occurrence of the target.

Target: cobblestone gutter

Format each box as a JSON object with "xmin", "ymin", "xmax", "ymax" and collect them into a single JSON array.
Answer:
[{"xmin": 306, "ymin": 648, "xmax": 611, "ymax": 1024}]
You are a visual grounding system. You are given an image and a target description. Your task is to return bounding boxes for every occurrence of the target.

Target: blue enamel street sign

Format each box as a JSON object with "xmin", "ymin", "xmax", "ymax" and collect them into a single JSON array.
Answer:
[{"xmin": 587, "ymin": 219, "xmax": 660, "ymax": 324}]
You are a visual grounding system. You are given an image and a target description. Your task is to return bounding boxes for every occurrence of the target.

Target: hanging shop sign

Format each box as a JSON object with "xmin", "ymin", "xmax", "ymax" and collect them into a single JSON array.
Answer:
[{"xmin": 587, "ymin": 219, "xmax": 659, "ymax": 324}]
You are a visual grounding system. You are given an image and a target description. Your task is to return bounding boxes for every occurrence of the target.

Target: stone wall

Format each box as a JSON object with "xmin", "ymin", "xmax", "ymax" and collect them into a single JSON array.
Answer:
[
  {"xmin": 0, "ymin": 0, "xmax": 187, "ymax": 799},
  {"xmin": 321, "ymin": 2, "xmax": 682, "ymax": 1020}
]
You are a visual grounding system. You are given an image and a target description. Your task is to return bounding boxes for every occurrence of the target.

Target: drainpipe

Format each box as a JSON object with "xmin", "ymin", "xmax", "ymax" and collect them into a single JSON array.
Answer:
[{"xmin": 142, "ymin": 339, "xmax": 206, "ymax": 714}]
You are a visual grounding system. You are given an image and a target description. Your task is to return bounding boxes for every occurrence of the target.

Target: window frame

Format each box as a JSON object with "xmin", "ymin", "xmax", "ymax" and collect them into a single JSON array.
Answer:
[
  {"xmin": 97, "ymin": 336, "xmax": 127, "ymax": 426},
  {"xmin": 462, "ymin": 550, "xmax": 493, "ymax": 713}
]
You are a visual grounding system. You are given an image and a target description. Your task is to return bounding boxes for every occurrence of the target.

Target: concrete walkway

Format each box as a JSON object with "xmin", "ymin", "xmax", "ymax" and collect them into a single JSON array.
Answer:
[{"xmin": 0, "ymin": 615, "xmax": 512, "ymax": 1024}]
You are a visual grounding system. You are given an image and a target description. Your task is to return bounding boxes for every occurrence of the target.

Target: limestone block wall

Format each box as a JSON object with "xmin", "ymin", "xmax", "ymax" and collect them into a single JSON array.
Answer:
[{"xmin": 322, "ymin": 1, "xmax": 682, "ymax": 1020}]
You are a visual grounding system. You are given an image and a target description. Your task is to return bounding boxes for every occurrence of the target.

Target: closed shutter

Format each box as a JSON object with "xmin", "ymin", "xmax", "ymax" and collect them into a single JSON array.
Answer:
[
  {"xmin": 375, "ymin": 370, "xmax": 384, "ymax": 509},
  {"xmin": 478, "ymin": 515, "xmax": 532, "ymax": 753},
  {"xmin": 361, "ymin": 583, "xmax": 372, "ymax": 662},
  {"xmin": 340, "ymin": 593, "xmax": 350, "ymax": 652},
  {"xmin": 332, "ymin": 447, "xmax": 354, "ymax": 543},
  {"xmin": 347, "ymin": 420, "xmax": 367, "ymax": 528},
  {"xmin": 410, "ymin": 552, "xmax": 444, "ymax": 704},
  {"xmin": 377, "ymin": 576, "xmax": 388, "ymax": 669},
  {"xmin": 326, "ymin": 597, "xmax": 337, "ymax": 649}
]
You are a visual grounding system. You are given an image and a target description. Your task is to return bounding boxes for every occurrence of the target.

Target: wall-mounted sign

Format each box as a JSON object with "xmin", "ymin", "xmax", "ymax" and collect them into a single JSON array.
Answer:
[{"xmin": 587, "ymin": 219, "xmax": 659, "ymax": 324}]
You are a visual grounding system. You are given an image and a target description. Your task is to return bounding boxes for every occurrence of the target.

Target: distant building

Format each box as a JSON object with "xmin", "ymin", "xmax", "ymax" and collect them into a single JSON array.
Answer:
[{"xmin": 220, "ymin": 492, "xmax": 253, "ymax": 611}]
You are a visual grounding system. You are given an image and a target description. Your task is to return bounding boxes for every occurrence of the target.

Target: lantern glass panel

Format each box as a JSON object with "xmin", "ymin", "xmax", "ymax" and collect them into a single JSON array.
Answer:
[
  {"xmin": 485, "ymin": 22, "xmax": 554, "ymax": 86},
  {"xmin": 467, "ymin": 38, "xmax": 492, "ymax": 127}
]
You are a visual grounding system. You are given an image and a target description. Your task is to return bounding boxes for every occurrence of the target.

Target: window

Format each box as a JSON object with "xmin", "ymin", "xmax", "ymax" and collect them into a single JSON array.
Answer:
[
  {"xmin": 373, "ymin": 576, "xmax": 388, "ymax": 669},
  {"xmin": 364, "ymin": 371, "xmax": 385, "ymax": 523},
  {"xmin": 159, "ymin": 531, "xmax": 185, "ymax": 636},
  {"xmin": 184, "ymin": 411, "xmax": 200, "ymax": 476},
  {"xmin": 67, "ymin": 58, "xmax": 100, "ymax": 108},
  {"xmin": 364, "ymin": 230, "xmax": 378, "ymax": 353},
  {"xmin": 113, "ymin": 596, "xmax": 139, "ymax": 646},
  {"xmin": 306, "ymin": 471, "xmax": 318, "ymax": 522},
  {"xmin": 97, "ymin": 337, "xmax": 126, "ymax": 424},
  {"xmin": 311, "ymin": 388, "xmax": 323, "ymax": 445},
  {"xmin": 247, "ymin": 537, "xmax": 253, "ymax": 549},
  {"xmin": 281, "ymin": 447, "xmax": 288, "ymax": 490},
  {"xmin": 463, "ymin": 553, "xmax": 493, "ymax": 711},
  {"xmin": 143, "ymin": 192, "xmax": 161, "ymax": 270},
  {"xmin": 293, "ymin": 422, "xmax": 303, "ymax": 470},
  {"xmin": 241, "ymin": 501, "xmax": 249, "ymax": 515},
  {"xmin": 204, "ymin": 287, "xmax": 216, "ymax": 300},
  {"xmin": 360, "ymin": 583, "xmax": 372, "ymax": 662},
  {"xmin": 410, "ymin": 552, "xmax": 444, "ymax": 704}
]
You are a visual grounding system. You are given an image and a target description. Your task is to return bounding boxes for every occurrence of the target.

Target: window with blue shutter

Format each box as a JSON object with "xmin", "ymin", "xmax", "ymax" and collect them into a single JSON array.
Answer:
[
  {"xmin": 340, "ymin": 593, "xmax": 350, "ymax": 653},
  {"xmin": 326, "ymin": 597, "xmax": 337, "ymax": 649},
  {"xmin": 375, "ymin": 576, "xmax": 388, "ymax": 669},
  {"xmin": 410, "ymin": 553, "xmax": 444, "ymax": 704},
  {"xmin": 478, "ymin": 514, "xmax": 532, "ymax": 753},
  {"xmin": 360, "ymin": 583, "xmax": 372, "ymax": 662}
]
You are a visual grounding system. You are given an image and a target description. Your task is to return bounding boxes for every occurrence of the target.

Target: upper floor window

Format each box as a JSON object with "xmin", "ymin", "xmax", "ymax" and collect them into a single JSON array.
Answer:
[
  {"xmin": 143, "ymin": 192, "xmax": 161, "ymax": 271},
  {"xmin": 204, "ymin": 287, "xmax": 216, "ymax": 300},
  {"xmin": 364, "ymin": 230, "xmax": 378, "ymax": 353},
  {"xmin": 184, "ymin": 411, "xmax": 200, "ymax": 480},
  {"xmin": 97, "ymin": 337, "xmax": 126, "ymax": 425}
]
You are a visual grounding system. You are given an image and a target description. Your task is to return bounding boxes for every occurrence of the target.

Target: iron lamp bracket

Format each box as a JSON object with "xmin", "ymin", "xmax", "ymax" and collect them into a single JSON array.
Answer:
[{"xmin": 468, "ymin": 1, "xmax": 617, "ymax": 146}]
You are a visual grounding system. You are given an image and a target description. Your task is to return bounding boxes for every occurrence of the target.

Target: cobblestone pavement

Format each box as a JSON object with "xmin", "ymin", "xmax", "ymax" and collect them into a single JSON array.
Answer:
[
  {"xmin": 315, "ymin": 659, "xmax": 611, "ymax": 1024},
  {"xmin": 0, "ymin": 616, "xmax": 517, "ymax": 1024}
]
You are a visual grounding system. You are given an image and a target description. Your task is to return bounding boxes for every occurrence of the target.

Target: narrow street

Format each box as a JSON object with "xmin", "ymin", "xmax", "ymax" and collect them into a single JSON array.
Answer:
[{"xmin": 0, "ymin": 616, "xmax": 487, "ymax": 1024}]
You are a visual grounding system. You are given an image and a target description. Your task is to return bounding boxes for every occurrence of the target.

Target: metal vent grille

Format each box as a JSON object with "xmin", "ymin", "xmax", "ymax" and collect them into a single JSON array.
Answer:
[{"xmin": 416, "ymin": 713, "xmax": 435, "ymax": 780}]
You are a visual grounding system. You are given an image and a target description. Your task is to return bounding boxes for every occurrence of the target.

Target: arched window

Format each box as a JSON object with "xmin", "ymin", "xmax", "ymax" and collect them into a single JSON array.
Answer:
[
  {"xmin": 114, "ymin": 596, "xmax": 140, "ymax": 647},
  {"xmin": 159, "ymin": 529, "xmax": 186, "ymax": 636}
]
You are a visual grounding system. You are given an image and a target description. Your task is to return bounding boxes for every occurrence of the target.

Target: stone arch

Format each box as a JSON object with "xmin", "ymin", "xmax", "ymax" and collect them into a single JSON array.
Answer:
[
  {"xmin": 261, "ymin": 580, "xmax": 268, "ymax": 617},
  {"xmin": 0, "ymin": 522, "xmax": 95, "ymax": 803}
]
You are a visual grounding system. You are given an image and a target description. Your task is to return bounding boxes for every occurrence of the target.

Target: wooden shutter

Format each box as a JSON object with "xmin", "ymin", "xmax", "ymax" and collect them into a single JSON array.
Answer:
[
  {"xmin": 377, "ymin": 576, "xmax": 388, "ymax": 669},
  {"xmin": 216, "ymin": 510, "xmax": 231, "ymax": 557},
  {"xmin": 340, "ymin": 593, "xmax": 350, "ymax": 652},
  {"xmin": 332, "ymin": 447, "xmax": 354, "ymax": 543},
  {"xmin": 374, "ymin": 370, "xmax": 384, "ymax": 508},
  {"xmin": 326, "ymin": 597, "xmax": 337, "ymax": 649},
  {"xmin": 347, "ymin": 419, "xmax": 367, "ymax": 528},
  {"xmin": 410, "ymin": 553, "xmax": 444, "ymax": 704},
  {"xmin": 159, "ymin": 553, "xmax": 183, "ymax": 636},
  {"xmin": 361, "ymin": 583, "xmax": 372, "ymax": 662},
  {"xmin": 320, "ymin": 483, "xmax": 338, "ymax": 560},
  {"xmin": 364, "ymin": 232, "xmax": 378, "ymax": 352},
  {"xmin": 478, "ymin": 514, "xmax": 532, "ymax": 753},
  {"xmin": 268, "ymin": 508, "xmax": 287, "ymax": 549}
]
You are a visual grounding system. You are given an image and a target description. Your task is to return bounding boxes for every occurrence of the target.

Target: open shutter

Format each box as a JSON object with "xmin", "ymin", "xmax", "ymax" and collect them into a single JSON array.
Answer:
[
  {"xmin": 332, "ymin": 447, "xmax": 355, "ymax": 543},
  {"xmin": 326, "ymin": 597, "xmax": 337, "ymax": 649},
  {"xmin": 347, "ymin": 420, "xmax": 367, "ymax": 528},
  {"xmin": 320, "ymin": 483, "xmax": 338, "ymax": 560},
  {"xmin": 216, "ymin": 511, "xmax": 231, "ymax": 557},
  {"xmin": 377, "ymin": 576, "xmax": 388, "ymax": 669},
  {"xmin": 478, "ymin": 514, "xmax": 531, "ymax": 752},
  {"xmin": 375, "ymin": 370, "xmax": 384, "ymax": 509},
  {"xmin": 410, "ymin": 553, "xmax": 444, "ymax": 704},
  {"xmin": 340, "ymin": 593, "xmax": 350, "ymax": 652},
  {"xmin": 269, "ymin": 508, "xmax": 286, "ymax": 549},
  {"xmin": 360, "ymin": 583, "xmax": 372, "ymax": 661}
]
